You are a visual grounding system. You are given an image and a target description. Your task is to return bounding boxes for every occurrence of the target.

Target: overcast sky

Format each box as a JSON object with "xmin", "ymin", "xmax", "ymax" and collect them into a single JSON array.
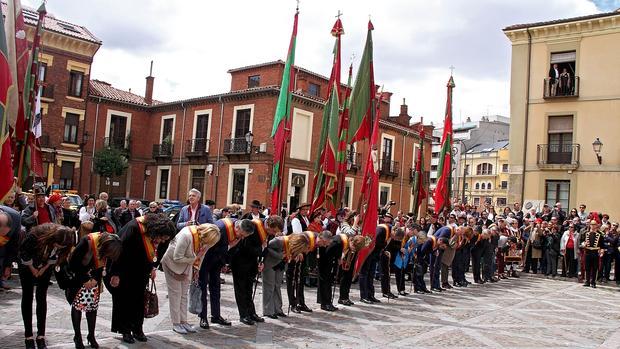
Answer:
[{"xmin": 23, "ymin": 0, "xmax": 618, "ymax": 125}]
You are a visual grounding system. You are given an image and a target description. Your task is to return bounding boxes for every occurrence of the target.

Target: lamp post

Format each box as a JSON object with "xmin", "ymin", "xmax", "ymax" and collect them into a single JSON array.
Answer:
[
  {"xmin": 245, "ymin": 131, "xmax": 254, "ymax": 154},
  {"xmin": 78, "ymin": 131, "xmax": 90, "ymax": 192},
  {"xmin": 592, "ymin": 138, "xmax": 603, "ymax": 165}
]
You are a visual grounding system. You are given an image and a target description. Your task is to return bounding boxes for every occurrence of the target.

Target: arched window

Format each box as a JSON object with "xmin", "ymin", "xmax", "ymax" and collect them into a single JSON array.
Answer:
[
  {"xmin": 476, "ymin": 163, "xmax": 494, "ymax": 175},
  {"xmin": 464, "ymin": 182, "xmax": 469, "ymax": 190},
  {"xmin": 488, "ymin": 182, "xmax": 492, "ymax": 190},
  {"xmin": 475, "ymin": 183, "xmax": 480, "ymax": 190},
  {"xmin": 481, "ymin": 183, "xmax": 486, "ymax": 190}
]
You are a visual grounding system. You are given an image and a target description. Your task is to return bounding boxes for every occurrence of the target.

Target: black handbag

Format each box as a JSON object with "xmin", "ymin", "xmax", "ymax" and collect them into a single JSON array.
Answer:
[
  {"xmin": 144, "ymin": 279, "xmax": 159, "ymax": 318},
  {"xmin": 54, "ymin": 262, "xmax": 77, "ymax": 290}
]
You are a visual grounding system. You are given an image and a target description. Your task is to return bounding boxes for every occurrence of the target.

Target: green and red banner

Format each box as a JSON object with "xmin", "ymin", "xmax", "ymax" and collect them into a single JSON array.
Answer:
[
  {"xmin": 311, "ymin": 18, "xmax": 343, "ymax": 214},
  {"xmin": 433, "ymin": 76, "xmax": 455, "ymax": 214},
  {"xmin": 270, "ymin": 9, "xmax": 298, "ymax": 214},
  {"xmin": 0, "ymin": 9, "xmax": 15, "ymax": 201},
  {"xmin": 334, "ymin": 64, "xmax": 353, "ymax": 208},
  {"xmin": 347, "ymin": 21, "xmax": 375, "ymax": 144},
  {"xmin": 411, "ymin": 120, "xmax": 427, "ymax": 219}
]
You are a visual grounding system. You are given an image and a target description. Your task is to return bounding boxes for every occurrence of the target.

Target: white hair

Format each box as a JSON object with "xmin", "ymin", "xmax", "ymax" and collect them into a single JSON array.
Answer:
[{"xmin": 188, "ymin": 188, "xmax": 202, "ymax": 198}]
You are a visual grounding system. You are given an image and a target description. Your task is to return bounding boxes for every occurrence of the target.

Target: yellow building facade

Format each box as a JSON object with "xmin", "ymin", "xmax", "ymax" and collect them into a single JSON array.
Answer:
[
  {"xmin": 504, "ymin": 10, "xmax": 620, "ymax": 217},
  {"xmin": 459, "ymin": 141, "xmax": 510, "ymax": 209}
]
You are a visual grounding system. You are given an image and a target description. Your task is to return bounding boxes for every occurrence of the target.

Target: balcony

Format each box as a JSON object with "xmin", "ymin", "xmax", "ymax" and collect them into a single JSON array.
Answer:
[
  {"xmin": 185, "ymin": 138, "xmax": 209, "ymax": 158},
  {"xmin": 346, "ymin": 151, "xmax": 361, "ymax": 172},
  {"xmin": 543, "ymin": 76, "xmax": 579, "ymax": 99},
  {"xmin": 379, "ymin": 159, "xmax": 399, "ymax": 177},
  {"xmin": 537, "ymin": 143, "xmax": 580, "ymax": 170},
  {"xmin": 104, "ymin": 136, "xmax": 130, "ymax": 152},
  {"xmin": 223, "ymin": 138, "xmax": 250, "ymax": 156},
  {"xmin": 152, "ymin": 143, "xmax": 173, "ymax": 159},
  {"xmin": 41, "ymin": 84, "xmax": 54, "ymax": 100},
  {"xmin": 39, "ymin": 134, "xmax": 50, "ymax": 148}
]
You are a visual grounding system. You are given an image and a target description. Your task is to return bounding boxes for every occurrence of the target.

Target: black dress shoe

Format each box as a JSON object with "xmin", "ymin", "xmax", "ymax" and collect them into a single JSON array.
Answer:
[
  {"xmin": 240, "ymin": 317, "xmax": 255, "ymax": 326},
  {"xmin": 265, "ymin": 314, "xmax": 278, "ymax": 319},
  {"xmin": 369, "ymin": 297, "xmax": 382, "ymax": 303},
  {"xmin": 200, "ymin": 318, "xmax": 210, "ymax": 329},
  {"xmin": 36, "ymin": 337, "xmax": 47, "ymax": 349},
  {"xmin": 431, "ymin": 287, "xmax": 442, "ymax": 292},
  {"xmin": 423, "ymin": 289, "xmax": 432, "ymax": 294},
  {"xmin": 275, "ymin": 311, "xmax": 287, "ymax": 317},
  {"xmin": 73, "ymin": 335, "xmax": 85, "ymax": 349},
  {"xmin": 321, "ymin": 304, "xmax": 338, "ymax": 311},
  {"xmin": 297, "ymin": 304, "xmax": 313, "ymax": 312},
  {"xmin": 383, "ymin": 293, "xmax": 397, "ymax": 299},
  {"xmin": 583, "ymin": 283, "xmax": 591, "ymax": 287},
  {"xmin": 398, "ymin": 291, "xmax": 409, "ymax": 296},
  {"xmin": 453, "ymin": 282, "xmax": 462, "ymax": 287},
  {"xmin": 122, "ymin": 333, "xmax": 135, "ymax": 344},
  {"xmin": 338, "ymin": 299, "xmax": 354, "ymax": 306},
  {"xmin": 591, "ymin": 284, "xmax": 597, "ymax": 288},
  {"xmin": 290, "ymin": 305, "xmax": 302, "ymax": 313},
  {"xmin": 86, "ymin": 334, "xmax": 99, "ymax": 349},
  {"xmin": 25, "ymin": 339, "xmax": 35, "ymax": 349},
  {"xmin": 442, "ymin": 283, "xmax": 453, "ymax": 289},
  {"xmin": 360, "ymin": 298, "xmax": 373, "ymax": 304},
  {"xmin": 250, "ymin": 314, "xmax": 265, "ymax": 323},
  {"xmin": 211, "ymin": 316, "xmax": 232, "ymax": 326},
  {"xmin": 133, "ymin": 331, "xmax": 147, "ymax": 342}
]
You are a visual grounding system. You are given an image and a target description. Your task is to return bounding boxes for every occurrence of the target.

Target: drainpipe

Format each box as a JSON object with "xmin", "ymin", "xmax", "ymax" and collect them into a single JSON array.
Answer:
[
  {"xmin": 213, "ymin": 96, "xmax": 224, "ymax": 203},
  {"xmin": 399, "ymin": 131, "xmax": 408, "ymax": 212},
  {"xmin": 90, "ymin": 97, "xmax": 101, "ymax": 194},
  {"xmin": 178, "ymin": 102, "xmax": 187, "ymax": 200},
  {"xmin": 520, "ymin": 28, "xmax": 532, "ymax": 204}
]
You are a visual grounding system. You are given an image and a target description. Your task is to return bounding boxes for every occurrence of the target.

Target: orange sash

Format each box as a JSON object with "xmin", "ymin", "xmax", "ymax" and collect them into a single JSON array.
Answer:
[
  {"xmin": 223, "ymin": 218, "xmax": 236, "ymax": 245},
  {"xmin": 0, "ymin": 235, "xmax": 9, "ymax": 247},
  {"xmin": 283, "ymin": 236, "xmax": 291, "ymax": 261},
  {"xmin": 136, "ymin": 216, "xmax": 157, "ymax": 263},
  {"xmin": 87, "ymin": 232, "xmax": 104, "ymax": 269},
  {"xmin": 189, "ymin": 226, "xmax": 201, "ymax": 254},
  {"xmin": 307, "ymin": 232, "xmax": 316, "ymax": 251},
  {"xmin": 252, "ymin": 219, "xmax": 267, "ymax": 245},
  {"xmin": 430, "ymin": 235, "xmax": 438, "ymax": 250},
  {"xmin": 340, "ymin": 234, "xmax": 349, "ymax": 254}
]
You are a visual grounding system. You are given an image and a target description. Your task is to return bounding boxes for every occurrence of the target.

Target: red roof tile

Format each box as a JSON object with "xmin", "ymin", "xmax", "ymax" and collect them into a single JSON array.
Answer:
[{"xmin": 90, "ymin": 80, "xmax": 161, "ymax": 106}]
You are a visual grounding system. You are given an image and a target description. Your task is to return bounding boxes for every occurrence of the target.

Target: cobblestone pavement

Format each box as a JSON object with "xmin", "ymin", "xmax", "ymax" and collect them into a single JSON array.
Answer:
[{"xmin": 0, "ymin": 270, "xmax": 619, "ymax": 349}]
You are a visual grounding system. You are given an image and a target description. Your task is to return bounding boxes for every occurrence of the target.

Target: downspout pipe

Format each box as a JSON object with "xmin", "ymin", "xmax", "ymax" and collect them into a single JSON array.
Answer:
[
  {"xmin": 178, "ymin": 102, "xmax": 187, "ymax": 200},
  {"xmin": 213, "ymin": 96, "xmax": 224, "ymax": 203},
  {"xmin": 520, "ymin": 28, "xmax": 532, "ymax": 204},
  {"xmin": 90, "ymin": 97, "xmax": 101, "ymax": 194},
  {"xmin": 399, "ymin": 131, "xmax": 408, "ymax": 212}
]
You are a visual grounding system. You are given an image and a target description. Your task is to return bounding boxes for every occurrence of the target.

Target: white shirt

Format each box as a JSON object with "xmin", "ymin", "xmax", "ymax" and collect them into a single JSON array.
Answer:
[{"xmin": 291, "ymin": 216, "xmax": 309, "ymax": 233}]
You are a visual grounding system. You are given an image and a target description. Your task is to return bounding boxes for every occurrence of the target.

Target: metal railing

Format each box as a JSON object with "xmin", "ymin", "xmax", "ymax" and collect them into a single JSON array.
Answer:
[
  {"xmin": 185, "ymin": 138, "xmax": 209, "ymax": 157},
  {"xmin": 543, "ymin": 76, "xmax": 579, "ymax": 98},
  {"xmin": 41, "ymin": 84, "xmax": 54, "ymax": 99},
  {"xmin": 104, "ymin": 136, "xmax": 130, "ymax": 151},
  {"xmin": 537, "ymin": 143, "xmax": 580, "ymax": 166},
  {"xmin": 346, "ymin": 151, "xmax": 361, "ymax": 171},
  {"xmin": 379, "ymin": 159, "xmax": 399, "ymax": 177},
  {"xmin": 223, "ymin": 138, "xmax": 250, "ymax": 155},
  {"xmin": 152, "ymin": 143, "xmax": 173, "ymax": 158}
]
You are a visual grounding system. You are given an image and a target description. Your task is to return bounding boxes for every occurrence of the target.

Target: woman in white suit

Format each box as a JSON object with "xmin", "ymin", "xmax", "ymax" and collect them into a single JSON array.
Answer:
[
  {"xmin": 560, "ymin": 224, "xmax": 580, "ymax": 278},
  {"xmin": 161, "ymin": 223, "xmax": 220, "ymax": 334}
]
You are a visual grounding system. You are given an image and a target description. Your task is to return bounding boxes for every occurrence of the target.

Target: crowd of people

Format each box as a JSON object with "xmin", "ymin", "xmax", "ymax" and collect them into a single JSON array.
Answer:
[{"xmin": 0, "ymin": 184, "xmax": 618, "ymax": 349}]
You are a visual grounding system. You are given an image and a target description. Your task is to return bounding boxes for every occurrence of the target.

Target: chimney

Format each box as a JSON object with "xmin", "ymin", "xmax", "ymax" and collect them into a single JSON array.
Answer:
[
  {"xmin": 399, "ymin": 98, "xmax": 408, "ymax": 117},
  {"xmin": 145, "ymin": 60, "xmax": 154, "ymax": 105}
]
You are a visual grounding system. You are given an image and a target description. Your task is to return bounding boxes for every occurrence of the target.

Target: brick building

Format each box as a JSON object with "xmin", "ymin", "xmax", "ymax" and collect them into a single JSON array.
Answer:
[
  {"xmin": 81, "ymin": 60, "xmax": 433, "ymax": 214},
  {"xmin": 1, "ymin": 2, "xmax": 102, "ymax": 190}
]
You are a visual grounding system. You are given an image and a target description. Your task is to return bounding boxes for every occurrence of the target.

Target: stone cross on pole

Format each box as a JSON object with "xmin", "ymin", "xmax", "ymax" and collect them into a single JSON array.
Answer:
[
  {"xmin": 336, "ymin": 10, "xmax": 342, "ymax": 18},
  {"xmin": 449, "ymin": 65, "xmax": 455, "ymax": 76}
]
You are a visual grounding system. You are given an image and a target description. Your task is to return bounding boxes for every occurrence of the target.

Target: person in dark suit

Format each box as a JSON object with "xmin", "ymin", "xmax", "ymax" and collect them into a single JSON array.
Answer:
[
  {"xmin": 548, "ymin": 63, "xmax": 560, "ymax": 96},
  {"xmin": 241, "ymin": 200, "xmax": 266, "ymax": 220},
  {"xmin": 359, "ymin": 223, "xmax": 391, "ymax": 304},
  {"xmin": 119, "ymin": 200, "xmax": 141, "ymax": 228}
]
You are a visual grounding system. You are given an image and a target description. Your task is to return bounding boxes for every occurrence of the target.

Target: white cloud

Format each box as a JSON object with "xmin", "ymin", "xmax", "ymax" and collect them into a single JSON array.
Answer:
[{"xmin": 24, "ymin": 0, "xmax": 602, "ymax": 124}]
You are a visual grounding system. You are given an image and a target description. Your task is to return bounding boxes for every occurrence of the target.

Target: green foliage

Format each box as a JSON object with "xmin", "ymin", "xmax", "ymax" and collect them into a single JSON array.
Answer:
[{"xmin": 93, "ymin": 147, "xmax": 128, "ymax": 178}]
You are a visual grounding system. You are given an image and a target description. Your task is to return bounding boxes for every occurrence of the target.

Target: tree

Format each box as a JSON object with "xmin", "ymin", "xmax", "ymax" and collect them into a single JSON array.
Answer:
[{"xmin": 93, "ymin": 147, "xmax": 128, "ymax": 178}]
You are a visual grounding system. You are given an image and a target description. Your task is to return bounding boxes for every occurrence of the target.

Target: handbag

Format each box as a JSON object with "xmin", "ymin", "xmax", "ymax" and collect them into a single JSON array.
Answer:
[
  {"xmin": 54, "ymin": 262, "xmax": 77, "ymax": 290},
  {"xmin": 188, "ymin": 280, "xmax": 202, "ymax": 315},
  {"xmin": 144, "ymin": 279, "xmax": 159, "ymax": 318},
  {"xmin": 72, "ymin": 285, "xmax": 100, "ymax": 312},
  {"xmin": 532, "ymin": 239, "xmax": 542, "ymax": 249}
]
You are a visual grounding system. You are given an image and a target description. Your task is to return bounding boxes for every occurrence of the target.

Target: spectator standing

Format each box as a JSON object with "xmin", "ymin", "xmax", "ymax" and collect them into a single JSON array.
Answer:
[
  {"xmin": 176, "ymin": 189, "xmax": 213, "ymax": 230},
  {"xmin": 119, "ymin": 200, "xmax": 141, "ymax": 228},
  {"xmin": 241, "ymin": 200, "xmax": 265, "ymax": 220},
  {"xmin": 78, "ymin": 197, "xmax": 96, "ymax": 224},
  {"xmin": 22, "ymin": 186, "xmax": 56, "ymax": 232}
]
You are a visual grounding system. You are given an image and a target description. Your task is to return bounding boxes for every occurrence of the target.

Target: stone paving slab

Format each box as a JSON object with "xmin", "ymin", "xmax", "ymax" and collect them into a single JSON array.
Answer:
[{"xmin": 0, "ymin": 271, "xmax": 619, "ymax": 349}]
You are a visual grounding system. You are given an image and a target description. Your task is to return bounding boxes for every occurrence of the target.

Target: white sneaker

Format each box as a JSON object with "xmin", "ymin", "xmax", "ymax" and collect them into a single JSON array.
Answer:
[
  {"xmin": 173, "ymin": 324, "xmax": 188, "ymax": 334},
  {"xmin": 181, "ymin": 323, "xmax": 197, "ymax": 333}
]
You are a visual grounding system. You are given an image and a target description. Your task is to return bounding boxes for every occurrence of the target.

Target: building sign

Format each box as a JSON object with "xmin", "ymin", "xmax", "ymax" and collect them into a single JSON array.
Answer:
[{"xmin": 291, "ymin": 173, "xmax": 305, "ymax": 188}]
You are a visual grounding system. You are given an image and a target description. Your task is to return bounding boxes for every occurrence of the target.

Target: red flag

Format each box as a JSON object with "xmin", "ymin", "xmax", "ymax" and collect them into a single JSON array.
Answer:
[
  {"xmin": 433, "ymin": 76, "xmax": 455, "ymax": 214},
  {"xmin": 0, "ymin": 10, "xmax": 15, "ymax": 201}
]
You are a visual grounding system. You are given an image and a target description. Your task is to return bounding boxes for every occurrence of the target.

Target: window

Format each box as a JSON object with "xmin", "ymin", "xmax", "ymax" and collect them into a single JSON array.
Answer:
[
  {"xmin": 158, "ymin": 169, "xmax": 170, "ymax": 199},
  {"xmin": 475, "ymin": 183, "xmax": 480, "ymax": 190},
  {"xmin": 465, "ymin": 164, "xmax": 470, "ymax": 175},
  {"xmin": 234, "ymin": 108, "xmax": 251, "ymax": 138},
  {"xmin": 473, "ymin": 197, "xmax": 480, "ymax": 206},
  {"xmin": 109, "ymin": 114, "xmax": 127, "ymax": 148},
  {"xmin": 547, "ymin": 116, "xmax": 573, "ymax": 164},
  {"xmin": 430, "ymin": 165, "xmax": 438, "ymax": 171},
  {"xmin": 547, "ymin": 51, "xmax": 576, "ymax": 97},
  {"xmin": 464, "ymin": 182, "xmax": 468, "ymax": 190},
  {"xmin": 290, "ymin": 109, "xmax": 313, "ymax": 161},
  {"xmin": 497, "ymin": 198, "xmax": 507, "ymax": 206},
  {"xmin": 546, "ymin": 180, "xmax": 570, "ymax": 209},
  {"xmin": 190, "ymin": 169, "xmax": 205, "ymax": 192},
  {"xmin": 502, "ymin": 164, "xmax": 509, "ymax": 172},
  {"xmin": 248, "ymin": 75, "xmax": 260, "ymax": 88},
  {"xmin": 379, "ymin": 185, "xmax": 391, "ymax": 207},
  {"xmin": 481, "ymin": 183, "xmax": 486, "ymax": 190},
  {"xmin": 63, "ymin": 113, "xmax": 79, "ymax": 143},
  {"xmin": 382, "ymin": 137, "xmax": 393, "ymax": 160},
  {"xmin": 68, "ymin": 70, "xmax": 84, "ymax": 97},
  {"xmin": 432, "ymin": 152, "xmax": 439, "ymax": 158},
  {"xmin": 487, "ymin": 182, "xmax": 492, "ymax": 190},
  {"xmin": 194, "ymin": 113, "xmax": 210, "ymax": 152},
  {"xmin": 343, "ymin": 179, "xmax": 353, "ymax": 208},
  {"xmin": 308, "ymin": 83, "xmax": 320, "ymax": 97},
  {"xmin": 59, "ymin": 161, "xmax": 74, "ymax": 190},
  {"xmin": 162, "ymin": 118, "xmax": 174, "ymax": 142},
  {"xmin": 476, "ymin": 163, "xmax": 493, "ymax": 175},
  {"xmin": 501, "ymin": 181, "xmax": 508, "ymax": 189},
  {"xmin": 231, "ymin": 169, "xmax": 246, "ymax": 205},
  {"xmin": 430, "ymin": 178, "xmax": 437, "ymax": 184}
]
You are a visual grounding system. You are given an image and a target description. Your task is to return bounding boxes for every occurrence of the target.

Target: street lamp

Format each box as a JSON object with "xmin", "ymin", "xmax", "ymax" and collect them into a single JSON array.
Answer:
[
  {"xmin": 592, "ymin": 138, "xmax": 603, "ymax": 164},
  {"xmin": 245, "ymin": 131, "xmax": 254, "ymax": 154}
]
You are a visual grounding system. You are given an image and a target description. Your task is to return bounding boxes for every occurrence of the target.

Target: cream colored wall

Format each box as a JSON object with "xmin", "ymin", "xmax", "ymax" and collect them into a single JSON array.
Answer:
[
  {"xmin": 506, "ymin": 17, "xmax": 620, "ymax": 217},
  {"xmin": 460, "ymin": 151, "xmax": 509, "ymax": 208}
]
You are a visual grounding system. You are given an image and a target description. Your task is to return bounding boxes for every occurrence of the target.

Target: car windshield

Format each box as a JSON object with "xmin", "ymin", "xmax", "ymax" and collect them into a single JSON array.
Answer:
[{"xmin": 67, "ymin": 195, "xmax": 83, "ymax": 207}]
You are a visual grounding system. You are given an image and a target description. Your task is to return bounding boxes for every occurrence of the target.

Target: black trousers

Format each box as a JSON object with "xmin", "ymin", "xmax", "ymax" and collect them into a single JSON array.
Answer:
[
  {"xmin": 561, "ymin": 249, "xmax": 577, "ymax": 277},
  {"xmin": 394, "ymin": 266, "xmax": 406, "ymax": 292},
  {"xmin": 110, "ymin": 273, "xmax": 149, "ymax": 335},
  {"xmin": 601, "ymin": 253, "xmax": 613, "ymax": 280},
  {"xmin": 317, "ymin": 263, "xmax": 334, "ymax": 306},
  {"xmin": 615, "ymin": 253, "xmax": 620, "ymax": 283},
  {"xmin": 286, "ymin": 260, "xmax": 306, "ymax": 307},
  {"xmin": 380, "ymin": 253, "xmax": 392, "ymax": 294},
  {"xmin": 451, "ymin": 249, "xmax": 465, "ymax": 284},
  {"xmin": 338, "ymin": 259, "xmax": 355, "ymax": 301},
  {"xmin": 199, "ymin": 261, "xmax": 222, "ymax": 319},
  {"xmin": 584, "ymin": 252, "xmax": 599, "ymax": 286},
  {"xmin": 471, "ymin": 249, "xmax": 483, "ymax": 281},
  {"xmin": 482, "ymin": 246, "xmax": 494, "ymax": 281},
  {"xmin": 19, "ymin": 266, "xmax": 52, "ymax": 338},
  {"xmin": 413, "ymin": 261, "xmax": 428, "ymax": 291},
  {"xmin": 232, "ymin": 267, "xmax": 257, "ymax": 318},
  {"xmin": 359, "ymin": 254, "xmax": 377, "ymax": 300}
]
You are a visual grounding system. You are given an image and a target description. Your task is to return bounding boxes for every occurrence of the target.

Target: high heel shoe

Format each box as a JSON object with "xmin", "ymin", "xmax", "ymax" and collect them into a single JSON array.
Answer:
[
  {"xmin": 86, "ymin": 335, "xmax": 99, "ymax": 349},
  {"xmin": 25, "ymin": 339, "xmax": 35, "ymax": 349},
  {"xmin": 73, "ymin": 335, "xmax": 85, "ymax": 349},
  {"xmin": 35, "ymin": 337, "xmax": 47, "ymax": 349}
]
